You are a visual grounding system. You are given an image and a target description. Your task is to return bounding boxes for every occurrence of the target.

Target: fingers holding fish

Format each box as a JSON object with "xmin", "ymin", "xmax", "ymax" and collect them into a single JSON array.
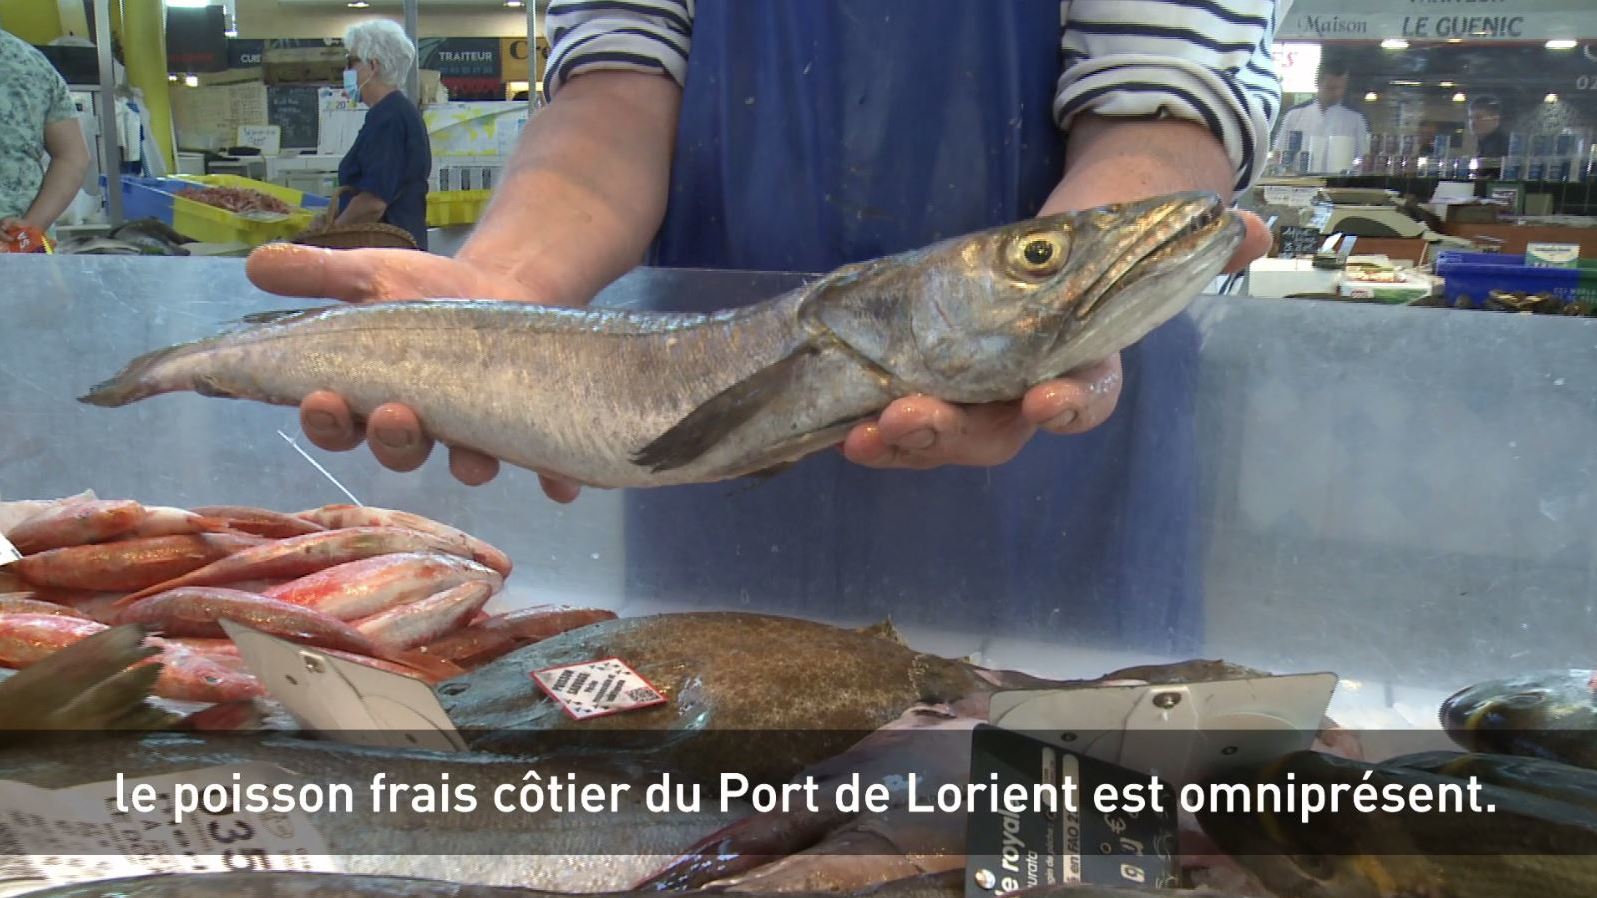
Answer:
[
  {"xmin": 1022, "ymin": 353, "xmax": 1125, "ymax": 436},
  {"xmin": 842, "ymin": 397, "xmax": 1035, "ymax": 470}
]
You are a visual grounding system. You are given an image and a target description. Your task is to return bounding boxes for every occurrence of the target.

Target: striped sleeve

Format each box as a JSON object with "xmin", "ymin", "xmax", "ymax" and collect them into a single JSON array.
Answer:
[
  {"xmin": 543, "ymin": 0, "xmax": 695, "ymax": 99},
  {"xmin": 1054, "ymin": 0, "xmax": 1286, "ymax": 193}
]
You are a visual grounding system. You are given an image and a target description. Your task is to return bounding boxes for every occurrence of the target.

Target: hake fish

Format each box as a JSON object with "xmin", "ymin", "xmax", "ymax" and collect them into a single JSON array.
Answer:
[{"xmin": 79, "ymin": 192, "xmax": 1242, "ymax": 488}]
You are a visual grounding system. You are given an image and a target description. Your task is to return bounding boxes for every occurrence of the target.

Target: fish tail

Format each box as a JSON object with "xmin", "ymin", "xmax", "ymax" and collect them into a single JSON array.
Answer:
[
  {"xmin": 77, "ymin": 342, "xmax": 194, "ymax": 407},
  {"xmin": 79, "ymin": 307, "xmax": 323, "ymax": 408}
]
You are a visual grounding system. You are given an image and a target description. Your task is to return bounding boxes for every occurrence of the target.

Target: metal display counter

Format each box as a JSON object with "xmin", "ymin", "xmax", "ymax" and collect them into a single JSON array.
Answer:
[{"xmin": 3, "ymin": 255, "xmax": 1593, "ymax": 722}]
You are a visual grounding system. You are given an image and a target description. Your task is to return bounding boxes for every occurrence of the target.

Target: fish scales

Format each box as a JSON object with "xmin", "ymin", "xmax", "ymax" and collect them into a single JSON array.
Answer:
[
  {"xmin": 438, "ymin": 612, "xmax": 995, "ymax": 783},
  {"xmin": 93, "ymin": 297, "xmax": 863, "ymax": 488},
  {"xmin": 82, "ymin": 194, "xmax": 1242, "ymax": 488}
]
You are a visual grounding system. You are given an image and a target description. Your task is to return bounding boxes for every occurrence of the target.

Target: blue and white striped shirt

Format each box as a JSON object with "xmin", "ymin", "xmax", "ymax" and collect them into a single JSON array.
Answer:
[{"xmin": 544, "ymin": 0, "xmax": 1287, "ymax": 192}]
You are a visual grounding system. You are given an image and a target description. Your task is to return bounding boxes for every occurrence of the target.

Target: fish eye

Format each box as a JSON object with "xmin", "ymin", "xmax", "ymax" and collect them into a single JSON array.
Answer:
[{"xmin": 1007, "ymin": 232, "xmax": 1069, "ymax": 278}]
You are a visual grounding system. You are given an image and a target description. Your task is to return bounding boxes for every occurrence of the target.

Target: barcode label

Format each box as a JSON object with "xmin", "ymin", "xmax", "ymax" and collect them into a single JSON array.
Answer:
[
  {"xmin": 532, "ymin": 657, "xmax": 668, "ymax": 721},
  {"xmin": 0, "ymin": 764, "xmax": 342, "ymax": 896},
  {"xmin": 0, "ymin": 819, "xmax": 46, "ymax": 893}
]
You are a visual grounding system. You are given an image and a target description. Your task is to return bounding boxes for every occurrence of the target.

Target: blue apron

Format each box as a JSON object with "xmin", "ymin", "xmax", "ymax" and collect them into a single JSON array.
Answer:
[{"xmin": 622, "ymin": 0, "xmax": 1203, "ymax": 657}]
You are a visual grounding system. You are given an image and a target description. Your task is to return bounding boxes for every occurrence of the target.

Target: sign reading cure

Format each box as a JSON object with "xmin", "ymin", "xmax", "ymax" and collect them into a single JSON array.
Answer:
[{"xmin": 1278, "ymin": 0, "xmax": 1595, "ymax": 41}]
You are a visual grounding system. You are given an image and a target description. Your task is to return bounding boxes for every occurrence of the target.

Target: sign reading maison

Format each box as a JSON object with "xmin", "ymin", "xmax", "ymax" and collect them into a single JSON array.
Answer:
[{"xmin": 1279, "ymin": 0, "xmax": 1590, "ymax": 41}]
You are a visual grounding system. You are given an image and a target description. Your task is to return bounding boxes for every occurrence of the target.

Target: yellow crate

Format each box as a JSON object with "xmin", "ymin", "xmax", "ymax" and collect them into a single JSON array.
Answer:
[
  {"xmin": 167, "ymin": 174, "xmax": 327, "ymax": 246},
  {"xmin": 428, "ymin": 189, "xmax": 492, "ymax": 227}
]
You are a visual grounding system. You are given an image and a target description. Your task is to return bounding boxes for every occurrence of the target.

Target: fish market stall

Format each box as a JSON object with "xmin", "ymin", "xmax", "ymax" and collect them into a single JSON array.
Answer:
[{"xmin": 5, "ymin": 249, "xmax": 1597, "ymax": 898}]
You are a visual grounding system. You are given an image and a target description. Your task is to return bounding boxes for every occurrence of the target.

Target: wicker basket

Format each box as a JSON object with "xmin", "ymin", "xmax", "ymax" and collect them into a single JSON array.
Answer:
[{"xmin": 291, "ymin": 186, "xmax": 419, "ymax": 250}]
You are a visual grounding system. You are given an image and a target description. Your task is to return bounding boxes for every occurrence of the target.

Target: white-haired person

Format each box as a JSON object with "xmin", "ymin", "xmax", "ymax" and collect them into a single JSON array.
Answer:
[{"xmin": 335, "ymin": 19, "xmax": 431, "ymax": 250}]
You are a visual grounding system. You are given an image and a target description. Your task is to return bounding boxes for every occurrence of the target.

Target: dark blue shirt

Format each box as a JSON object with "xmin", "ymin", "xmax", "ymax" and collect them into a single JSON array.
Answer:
[{"xmin": 338, "ymin": 90, "xmax": 431, "ymax": 250}]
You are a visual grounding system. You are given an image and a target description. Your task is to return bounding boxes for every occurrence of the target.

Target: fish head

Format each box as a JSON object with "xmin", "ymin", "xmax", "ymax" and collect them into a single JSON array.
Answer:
[
  {"xmin": 812, "ymin": 191, "xmax": 1242, "ymax": 401},
  {"xmin": 1440, "ymin": 669, "xmax": 1597, "ymax": 756}
]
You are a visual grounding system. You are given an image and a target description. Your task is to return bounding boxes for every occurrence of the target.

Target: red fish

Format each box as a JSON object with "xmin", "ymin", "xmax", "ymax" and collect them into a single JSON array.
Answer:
[
  {"xmin": 296, "ymin": 504, "xmax": 512, "ymax": 577},
  {"xmin": 5, "ymin": 499, "xmax": 144, "ymax": 554},
  {"xmin": 419, "ymin": 605, "xmax": 618, "ymax": 668},
  {"xmin": 264, "ymin": 552, "xmax": 502, "ymax": 621},
  {"xmin": 353, "ymin": 580, "xmax": 494, "ymax": 655},
  {"xmin": 10, "ymin": 533, "xmax": 266, "ymax": 592},
  {"xmin": 189, "ymin": 505, "xmax": 329, "ymax": 539},
  {"xmin": 113, "ymin": 527, "xmax": 473, "ymax": 606},
  {"xmin": 118, "ymin": 586, "xmax": 383, "ymax": 657}
]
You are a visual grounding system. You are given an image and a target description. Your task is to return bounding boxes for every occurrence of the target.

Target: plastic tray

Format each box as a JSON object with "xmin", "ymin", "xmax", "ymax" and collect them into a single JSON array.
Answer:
[
  {"xmin": 427, "ymin": 189, "xmax": 492, "ymax": 227},
  {"xmin": 108, "ymin": 174, "xmax": 329, "ymax": 246},
  {"xmin": 1435, "ymin": 251, "xmax": 1597, "ymax": 308}
]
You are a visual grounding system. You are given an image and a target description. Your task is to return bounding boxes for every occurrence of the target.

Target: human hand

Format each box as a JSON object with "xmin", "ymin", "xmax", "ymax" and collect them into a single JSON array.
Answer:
[
  {"xmin": 243, "ymin": 243, "xmax": 584, "ymax": 503},
  {"xmin": 0, "ymin": 217, "xmax": 25, "ymax": 235}
]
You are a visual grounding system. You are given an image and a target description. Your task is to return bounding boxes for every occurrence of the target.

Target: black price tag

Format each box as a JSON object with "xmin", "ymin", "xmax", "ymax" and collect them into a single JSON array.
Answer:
[
  {"xmin": 1277, "ymin": 225, "xmax": 1323, "ymax": 258},
  {"xmin": 964, "ymin": 724, "xmax": 1178, "ymax": 898}
]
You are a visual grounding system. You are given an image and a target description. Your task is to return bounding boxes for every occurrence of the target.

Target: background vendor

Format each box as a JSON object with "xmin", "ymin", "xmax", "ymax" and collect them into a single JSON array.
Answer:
[
  {"xmin": 0, "ymin": 27, "xmax": 89, "ymax": 238},
  {"xmin": 334, "ymin": 19, "xmax": 431, "ymax": 250}
]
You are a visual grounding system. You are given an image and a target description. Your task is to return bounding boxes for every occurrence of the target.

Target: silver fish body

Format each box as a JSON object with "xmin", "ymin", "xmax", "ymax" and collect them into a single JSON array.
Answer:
[{"xmin": 81, "ymin": 193, "xmax": 1242, "ymax": 488}]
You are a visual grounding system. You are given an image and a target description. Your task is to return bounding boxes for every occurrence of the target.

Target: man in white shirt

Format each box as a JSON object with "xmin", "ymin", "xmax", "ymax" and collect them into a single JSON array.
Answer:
[{"xmin": 1273, "ymin": 56, "xmax": 1370, "ymax": 170}]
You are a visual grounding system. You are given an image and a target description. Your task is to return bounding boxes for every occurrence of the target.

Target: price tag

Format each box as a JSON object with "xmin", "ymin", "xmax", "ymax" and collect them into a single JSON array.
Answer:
[
  {"xmin": 963, "ymin": 725, "xmax": 1178, "ymax": 898},
  {"xmin": 988, "ymin": 673, "xmax": 1336, "ymax": 788},
  {"xmin": 531, "ymin": 657, "xmax": 668, "ymax": 721},
  {"xmin": 0, "ymin": 535, "xmax": 18, "ymax": 568},
  {"xmin": 0, "ymin": 763, "xmax": 341, "ymax": 897},
  {"xmin": 221, "ymin": 620, "xmax": 466, "ymax": 753}
]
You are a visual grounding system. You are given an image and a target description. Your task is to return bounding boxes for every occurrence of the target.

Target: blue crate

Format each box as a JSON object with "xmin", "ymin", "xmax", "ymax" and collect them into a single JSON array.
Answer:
[{"xmin": 1435, "ymin": 250, "xmax": 1597, "ymax": 308}]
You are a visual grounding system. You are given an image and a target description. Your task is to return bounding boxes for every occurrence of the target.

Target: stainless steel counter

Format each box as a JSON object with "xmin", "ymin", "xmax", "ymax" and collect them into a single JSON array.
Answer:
[{"xmin": 3, "ymin": 254, "xmax": 1593, "ymax": 711}]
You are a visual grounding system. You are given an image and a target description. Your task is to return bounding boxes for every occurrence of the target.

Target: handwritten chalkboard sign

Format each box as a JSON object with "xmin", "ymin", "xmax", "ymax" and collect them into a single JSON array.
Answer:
[
  {"xmin": 268, "ymin": 86, "xmax": 320, "ymax": 151},
  {"xmin": 1276, "ymin": 225, "xmax": 1323, "ymax": 259}
]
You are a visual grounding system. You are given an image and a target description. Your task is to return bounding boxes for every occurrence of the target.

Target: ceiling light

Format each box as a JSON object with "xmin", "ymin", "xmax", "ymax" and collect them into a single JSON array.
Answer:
[
  {"xmin": 1381, "ymin": 39, "xmax": 1409, "ymax": 50},
  {"xmin": 1452, "ymin": 92, "xmax": 1466, "ymax": 102},
  {"xmin": 1439, "ymin": 81, "xmax": 1455, "ymax": 88},
  {"xmin": 184, "ymin": 75, "xmax": 199, "ymax": 87},
  {"xmin": 1390, "ymin": 79, "xmax": 1421, "ymax": 86},
  {"xmin": 506, "ymin": 0, "xmax": 524, "ymax": 6},
  {"xmin": 1547, "ymin": 40, "xmax": 1577, "ymax": 50},
  {"xmin": 1364, "ymin": 91, "xmax": 1378, "ymax": 101},
  {"xmin": 1446, "ymin": 38, "xmax": 1463, "ymax": 43},
  {"xmin": 347, "ymin": 1, "xmax": 369, "ymax": 7},
  {"xmin": 1546, "ymin": 93, "xmax": 1560, "ymax": 103}
]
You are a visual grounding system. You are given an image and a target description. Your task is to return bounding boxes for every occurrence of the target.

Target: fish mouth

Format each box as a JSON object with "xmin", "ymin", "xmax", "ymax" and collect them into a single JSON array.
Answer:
[{"xmin": 1073, "ymin": 194, "xmax": 1238, "ymax": 321}]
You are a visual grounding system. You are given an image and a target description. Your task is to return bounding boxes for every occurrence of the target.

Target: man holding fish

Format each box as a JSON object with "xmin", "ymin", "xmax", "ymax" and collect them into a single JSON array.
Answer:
[{"xmin": 238, "ymin": 1, "xmax": 1281, "ymax": 653}]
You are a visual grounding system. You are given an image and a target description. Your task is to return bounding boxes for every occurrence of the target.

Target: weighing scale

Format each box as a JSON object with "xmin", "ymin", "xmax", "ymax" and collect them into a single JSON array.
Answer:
[{"xmin": 1308, "ymin": 188, "xmax": 1427, "ymax": 239}]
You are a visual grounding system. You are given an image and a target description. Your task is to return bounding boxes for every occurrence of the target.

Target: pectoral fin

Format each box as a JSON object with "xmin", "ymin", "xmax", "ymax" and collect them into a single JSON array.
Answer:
[{"xmin": 631, "ymin": 346, "xmax": 819, "ymax": 473}]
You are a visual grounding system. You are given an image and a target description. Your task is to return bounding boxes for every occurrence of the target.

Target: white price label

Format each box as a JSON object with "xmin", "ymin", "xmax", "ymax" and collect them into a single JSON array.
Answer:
[
  {"xmin": 531, "ymin": 657, "xmax": 668, "ymax": 721},
  {"xmin": 0, "ymin": 763, "xmax": 342, "ymax": 897},
  {"xmin": 0, "ymin": 535, "xmax": 19, "ymax": 568}
]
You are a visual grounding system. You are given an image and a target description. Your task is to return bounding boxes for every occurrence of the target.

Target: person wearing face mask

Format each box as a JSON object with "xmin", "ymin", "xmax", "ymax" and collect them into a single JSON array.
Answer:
[{"xmin": 334, "ymin": 19, "xmax": 431, "ymax": 250}]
